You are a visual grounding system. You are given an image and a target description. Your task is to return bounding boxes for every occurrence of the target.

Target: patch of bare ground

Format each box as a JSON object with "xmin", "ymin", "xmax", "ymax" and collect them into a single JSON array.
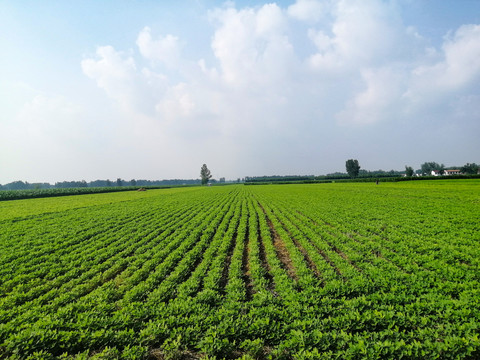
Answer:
[
  {"xmin": 275, "ymin": 217, "xmax": 322, "ymax": 280},
  {"xmin": 258, "ymin": 203, "xmax": 298, "ymax": 282}
]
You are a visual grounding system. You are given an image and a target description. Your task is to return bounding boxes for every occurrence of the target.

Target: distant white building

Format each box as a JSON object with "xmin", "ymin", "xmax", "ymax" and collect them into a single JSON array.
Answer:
[
  {"xmin": 444, "ymin": 169, "xmax": 461, "ymax": 176},
  {"xmin": 431, "ymin": 169, "xmax": 461, "ymax": 176}
]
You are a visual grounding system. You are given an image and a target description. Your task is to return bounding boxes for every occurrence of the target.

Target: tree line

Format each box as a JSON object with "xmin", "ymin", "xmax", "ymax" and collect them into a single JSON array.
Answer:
[
  {"xmin": 2, "ymin": 161, "xmax": 478, "ymax": 191},
  {"xmin": 245, "ymin": 160, "xmax": 479, "ymax": 183},
  {"xmin": 0, "ymin": 178, "xmax": 203, "ymax": 191},
  {"xmin": 345, "ymin": 159, "xmax": 478, "ymax": 178}
]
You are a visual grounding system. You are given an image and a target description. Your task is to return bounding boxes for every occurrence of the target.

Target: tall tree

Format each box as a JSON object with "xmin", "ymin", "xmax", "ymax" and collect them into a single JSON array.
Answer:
[
  {"xmin": 405, "ymin": 166, "xmax": 414, "ymax": 177},
  {"xmin": 200, "ymin": 164, "xmax": 212, "ymax": 185},
  {"xmin": 460, "ymin": 163, "xmax": 479, "ymax": 175},
  {"xmin": 345, "ymin": 159, "xmax": 360, "ymax": 178}
]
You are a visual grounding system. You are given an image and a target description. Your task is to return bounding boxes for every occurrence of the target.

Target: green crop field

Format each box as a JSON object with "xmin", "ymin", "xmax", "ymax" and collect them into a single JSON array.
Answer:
[{"xmin": 1, "ymin": 181, "xmax": 479, "ymax": 359}]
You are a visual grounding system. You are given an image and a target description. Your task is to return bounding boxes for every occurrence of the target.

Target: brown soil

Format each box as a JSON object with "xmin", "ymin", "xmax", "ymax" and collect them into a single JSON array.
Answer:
[{"xmin": 258, "ymin": 203, "xmax": 298, "ymax": 282}]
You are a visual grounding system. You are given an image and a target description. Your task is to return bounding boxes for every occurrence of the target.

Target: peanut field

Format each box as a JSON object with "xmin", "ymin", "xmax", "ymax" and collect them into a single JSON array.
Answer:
[{"xmin": 1, "ymin": 181, "xmax": 479, "ymax": 359}]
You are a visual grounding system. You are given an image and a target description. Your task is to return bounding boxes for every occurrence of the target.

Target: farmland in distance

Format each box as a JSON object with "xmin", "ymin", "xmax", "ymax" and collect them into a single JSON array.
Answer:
[{"xmin": 1, "ymin": 181, "xmax": 479, "ymax": 359}]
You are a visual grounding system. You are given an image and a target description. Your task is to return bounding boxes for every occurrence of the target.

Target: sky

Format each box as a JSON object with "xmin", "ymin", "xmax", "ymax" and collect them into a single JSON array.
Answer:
[{"xmin": 1, "ymin": 0, "xmax": 479, "ymax": 183}]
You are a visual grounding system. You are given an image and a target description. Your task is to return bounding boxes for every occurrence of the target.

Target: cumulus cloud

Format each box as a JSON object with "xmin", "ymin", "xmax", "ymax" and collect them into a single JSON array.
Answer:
[
  {"xmin": 81, "ymin": 45, "xmax": 165, "ymax": 116},
  {"xmin": 288, "ymin": 0, "xmax": 326, "ymax": 22},
  {"xmin": 209, "ymin": 3, "xmax": 294, "ymax": 88},
  {"xmin": 78, "ymin": 0, "xmax": 480, "ymax": 176},
  {"xmin": 307, "ymin": 0, "xmax": 416, "ymax": 72},
  {"xmin": 136, "ymin": 27, "xmax": 180, "ymax": 68},
  {"xmin": 336, "ymin": 67, "xmax": 406, "ymax": 125},
  {"xmin": 405, "ymin": 24, "xmax": 480, "ymax": 104}
]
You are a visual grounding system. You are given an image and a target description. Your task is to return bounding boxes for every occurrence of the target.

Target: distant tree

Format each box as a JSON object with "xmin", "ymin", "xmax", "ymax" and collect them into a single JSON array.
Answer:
[
  {"xmin": 460, "ymin": 163, "xmax": 479, "ymax": 175},
  {"xmin": 219, "ymin": 177, "xmax": 225, "ymax": 183},
  {"xmin": 421, "ymin": 162, "xmax": 445, "ymax": 176},
  {"xmin": 200, "ymin": 164, "xmax": 212, "ymax": 185},
  {"xmin": 438, "ymin": 165, "xmax": 445, "ymax": 175},
  {"xmin": 90, "ymin": 180, "xmax": 109, "ymax": 187},
  {"xmin": 55, "ymin": 181, "xmax": 87, "ymax": 188},
  {"xmin": 405, "ymin": 166, "xmax": 414, "ymax": 177},
  {"xmin": 6, "ymin": 181, "xmax": 29, "ymax": 190},
  {"xmin": 106, "ymin": 179, "xmax": 112, "ymax": 187},
  {"xmin": 116, "ymin": 178, "xmax": 123, "ymax": 187},
  {"xmin": 130, "ymin": 179, "xmax": 137, "ymax": 186},
  {"xmin": 345, "ymin": 159, "xmax": 361, "ymax": 178}
]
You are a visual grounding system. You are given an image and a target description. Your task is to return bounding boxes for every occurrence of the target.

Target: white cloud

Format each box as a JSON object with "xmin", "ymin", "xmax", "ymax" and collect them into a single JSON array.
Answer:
[
  {"xmin": 442, "ymin": 24, "xmax": 480, "ymax": 87},
  {"xmin": 433, "ymin": 25, "xmax": 479, "ymax": 88},
  {"xmin": 336, "ymin": 67, "xmax": 406, "ymax": 125},
  {"xmin": 307, "ymin": 0, "xmax": 421, "ymax": 73},
  {"xmin": 76, "ymin": 1, "xmax": 480, "ymax": 178},
  {"xmin": 209, "ymin": 3, "xmax": 294, "ymax": 87},
  {"xmin": 288, "ymin": 0, "xmax": 326, "ymax": 22},
  {"xmin": 403, "ymin": 24, "xmax": 480, "ymax": 110},
  {"xmin": 81, "ymin": 46, "xmax": 138, "ymax": 106},
  {"xmin": 308, "ymin": 28, "xmax": 332, "ymax": 52},
  {"xmin": 155, "ymin": 82, "xmax": 195, "ymax": 121},
  {"xmin": 81, "ymin": 45, "xmax": 164, "ymax": 117},
  {"xmin": 136, "ymin": 27, "xmax": 180, "ymax": 68}
]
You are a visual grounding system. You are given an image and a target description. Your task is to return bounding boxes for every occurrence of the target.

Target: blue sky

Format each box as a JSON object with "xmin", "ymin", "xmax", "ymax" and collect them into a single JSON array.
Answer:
[{"xmin": 1, "ymin": 0, "xmax": 479, "ymax": 183}]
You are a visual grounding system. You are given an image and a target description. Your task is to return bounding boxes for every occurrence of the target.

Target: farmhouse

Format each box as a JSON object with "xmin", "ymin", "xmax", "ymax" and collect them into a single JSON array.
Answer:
[
  {"xmin": 431, "ymin": 169, "xmax": 462, "ymax": 176},
  {"xmin": 444, "ymin": 169, "xmax": 461, "ymax": 175}
]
